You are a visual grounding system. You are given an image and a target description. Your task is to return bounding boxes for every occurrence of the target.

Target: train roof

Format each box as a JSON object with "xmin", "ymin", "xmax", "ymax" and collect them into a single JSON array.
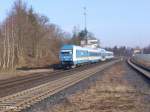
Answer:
[
  {"xmin": 61, "ymin": 44, "xmax": 74, "ymax": 50},
  {"xmin": 61, "ymin": 44, "xmax": 100, "ymax": 51},
  {"xmin": 60, "ymin": 44, "xmax": 113, "ymax": 54},
  {"xmin": 61, "ymin": 44, "xmax": 88, "ymax": 50}
]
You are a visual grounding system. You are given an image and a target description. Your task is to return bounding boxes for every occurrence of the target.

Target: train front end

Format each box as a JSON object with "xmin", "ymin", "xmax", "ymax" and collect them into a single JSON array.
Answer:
[{"xmin": 59, "ymin": 45, "xmax": 74, "ymax": 67}]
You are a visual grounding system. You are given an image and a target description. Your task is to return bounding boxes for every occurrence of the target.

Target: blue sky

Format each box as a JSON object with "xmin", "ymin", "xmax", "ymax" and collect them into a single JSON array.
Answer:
[{"xmin": 0, "ymin": 0, "xmax": 150, "ymax": 47}]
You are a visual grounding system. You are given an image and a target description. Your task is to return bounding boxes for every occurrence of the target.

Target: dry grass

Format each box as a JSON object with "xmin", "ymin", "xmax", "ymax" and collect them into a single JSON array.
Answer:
[
  {"xmin": 134, "ymin": 59, "xmax": 150, "ymax": 68},
  {"xmin": 0, "ymin": 69, "xmax": 53, "ymax": 80},
  {"xmin": 48, "ymin": 63, "xmax": 150, "ymax": 112}
]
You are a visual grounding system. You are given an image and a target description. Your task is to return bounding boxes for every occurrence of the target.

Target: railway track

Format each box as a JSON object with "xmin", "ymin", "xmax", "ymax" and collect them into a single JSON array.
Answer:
[
  {"xmin": 127, "ymin": 58, "xmax": 150, "ymax": 79},
  {"xmin": 0, "ymin": 59, "xmax": 120, "ymax": 112},
  {"xmin": 0, "ymin": 60, "xmax": 111, "ymax": 98},
  {"xmin": 0, "ymin": 71, "xmax": 60, "ymax": 88},
  {"xmin": 0, "ymin": 61, "xmax": 110, "ymax": 88}
]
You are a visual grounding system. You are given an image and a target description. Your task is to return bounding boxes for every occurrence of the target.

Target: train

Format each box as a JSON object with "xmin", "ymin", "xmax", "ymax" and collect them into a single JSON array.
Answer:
[{"xmin": 59, "ymin": 44, "xmax": 114, "ymax": 68}]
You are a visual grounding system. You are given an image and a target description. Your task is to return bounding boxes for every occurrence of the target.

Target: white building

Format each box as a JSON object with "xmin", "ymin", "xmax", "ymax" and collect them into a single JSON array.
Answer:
[{"xmin": 80, "ymin": 39, "xmax": 100, "ymax": 48}]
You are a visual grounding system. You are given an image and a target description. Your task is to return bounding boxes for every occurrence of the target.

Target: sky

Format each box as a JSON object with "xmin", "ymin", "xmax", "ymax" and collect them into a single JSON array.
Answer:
[{"xmin": 0, "ymin": 0, "xmax": 150, "ymax": 47}]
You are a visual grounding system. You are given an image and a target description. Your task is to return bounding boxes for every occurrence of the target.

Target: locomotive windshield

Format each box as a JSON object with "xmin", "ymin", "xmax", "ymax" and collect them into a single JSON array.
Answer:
[{"xmin": 61, "ymin": 50, "xmax": 72, "ymax": 55}]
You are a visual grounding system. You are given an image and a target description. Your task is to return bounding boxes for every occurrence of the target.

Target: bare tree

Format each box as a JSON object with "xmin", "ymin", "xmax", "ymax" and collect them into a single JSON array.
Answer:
[{"xmin": 0, "ymin": 0, "xmax": 70, "ymax": 71}]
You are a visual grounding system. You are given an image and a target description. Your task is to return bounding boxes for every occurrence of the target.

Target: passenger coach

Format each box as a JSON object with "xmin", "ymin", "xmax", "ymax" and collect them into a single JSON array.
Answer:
[{"xmin": 59, "ymin": 44, "xmax": 113, "ymax": 68}]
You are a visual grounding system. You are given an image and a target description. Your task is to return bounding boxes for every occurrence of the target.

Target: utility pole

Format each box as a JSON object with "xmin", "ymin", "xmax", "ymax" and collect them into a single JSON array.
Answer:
[
  {"xmin": 83, "ymin": 7, "xmax": 87, "ymax": 31},
  {"xmin": 83, "ymin": 7, "xmax": 88, "ymax": 45}
]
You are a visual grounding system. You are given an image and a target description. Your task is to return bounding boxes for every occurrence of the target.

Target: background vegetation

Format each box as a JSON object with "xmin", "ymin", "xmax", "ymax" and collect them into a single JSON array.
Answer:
[{"xmin": 0, "ymin": 0, "xmax": 149, "ymax": 72}]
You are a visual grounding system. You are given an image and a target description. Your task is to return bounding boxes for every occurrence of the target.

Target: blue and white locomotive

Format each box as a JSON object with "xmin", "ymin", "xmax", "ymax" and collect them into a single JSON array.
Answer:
[{"xmin": 59, "ymin": 44, "xmax": 114, "ymax": 67}]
